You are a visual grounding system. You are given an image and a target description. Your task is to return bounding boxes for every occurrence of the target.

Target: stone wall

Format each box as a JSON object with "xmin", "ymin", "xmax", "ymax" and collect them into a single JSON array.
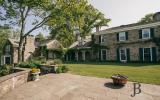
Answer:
[{"xmin": 0, "ymin": 68, "xmax": 30, "ymax": 98}]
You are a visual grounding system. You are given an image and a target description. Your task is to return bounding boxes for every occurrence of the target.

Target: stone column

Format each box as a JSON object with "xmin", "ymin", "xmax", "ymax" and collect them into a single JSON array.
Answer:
[{"xmin": 82, "ymin": 51, "xmax": 86, "ymax": 61}]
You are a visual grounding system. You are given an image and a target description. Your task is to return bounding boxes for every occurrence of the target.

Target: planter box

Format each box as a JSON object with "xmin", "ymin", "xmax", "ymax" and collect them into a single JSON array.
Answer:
[
  {"xmin": 40, "ymin": 64, "xmax": 56, "ymax": 74},
  {"xmin": 111, "ymin": 74, "xmax": 128, "ymax": 86}
]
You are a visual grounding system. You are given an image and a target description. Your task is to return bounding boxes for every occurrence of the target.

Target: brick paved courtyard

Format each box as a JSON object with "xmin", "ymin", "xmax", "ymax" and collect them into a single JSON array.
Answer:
[{"xmin": 1, "ymin": 73, "xmax": 160, "ymax": 100}]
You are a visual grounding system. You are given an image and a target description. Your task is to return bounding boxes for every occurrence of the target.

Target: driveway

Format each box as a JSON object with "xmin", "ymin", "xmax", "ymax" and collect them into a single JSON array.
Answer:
[{"xmin": 0, "ymin": 73, "xmax": 160, "ymax": 100}]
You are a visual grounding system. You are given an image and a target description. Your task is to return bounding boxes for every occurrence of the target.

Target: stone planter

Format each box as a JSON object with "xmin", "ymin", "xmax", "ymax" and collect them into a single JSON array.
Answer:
[
  {"xmin": 31, "ymin": 72, "xmax": 40, "ymax": 81},
  {"xmin": 111, "ymin": 74, "xmax": 128, "ymax": 86}
]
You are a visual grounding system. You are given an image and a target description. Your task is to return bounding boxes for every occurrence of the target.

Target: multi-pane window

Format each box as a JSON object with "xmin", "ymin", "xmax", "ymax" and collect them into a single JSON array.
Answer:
[
  {"xmin": 120, "ymin": 49, "xmax": 127, "ymax": 61},
  {"xmin": 143, "ymin": 48, "xmax": 151, "ymax": 61},
  {"xmin": 101, "ymin": 49, "xmax": 107, "ymax": 61},
  {"xmin": 142, "ymin": 29, "xmax": 150, "ymax": 39},
  {"xmin": 119, "ymin": 32, "xmax": 126, "ymax": 41},
  {"xmin": 5, "ymin": 45, "xmax": 10, "ymax": 52}
]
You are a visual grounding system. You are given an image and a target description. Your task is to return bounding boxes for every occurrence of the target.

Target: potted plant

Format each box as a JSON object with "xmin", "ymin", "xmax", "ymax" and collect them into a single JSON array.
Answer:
[
  {"xmin": 31, "ymin": 68, "xmax": 41, "ymax": 81},
  {"xmin": 111, "ymin": 74, "xmax": 128, "ymax": 86}
]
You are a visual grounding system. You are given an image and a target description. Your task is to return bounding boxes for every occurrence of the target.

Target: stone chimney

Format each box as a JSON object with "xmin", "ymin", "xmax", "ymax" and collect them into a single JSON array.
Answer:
[{"xmin": 23, "ymin": 35, "xmax": 35, "ymax": 61}]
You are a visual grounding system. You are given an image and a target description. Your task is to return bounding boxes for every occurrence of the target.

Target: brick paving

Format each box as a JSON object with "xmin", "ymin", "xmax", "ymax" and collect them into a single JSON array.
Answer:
[{"xmin": 1, "ymin": 73, "xmax": 160, "ymax": 100}]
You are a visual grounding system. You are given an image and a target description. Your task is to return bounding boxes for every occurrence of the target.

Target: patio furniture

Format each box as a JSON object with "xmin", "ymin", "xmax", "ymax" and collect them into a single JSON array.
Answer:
[{"xmin": 111, "ymin": 74, "xmax": 128, "ymax": 86}]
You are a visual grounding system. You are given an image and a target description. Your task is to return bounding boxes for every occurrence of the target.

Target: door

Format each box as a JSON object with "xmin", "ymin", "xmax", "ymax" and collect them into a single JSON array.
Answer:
[
  {"xmin": 101, "ymin": 49, "xmax": 107, "ymax": 61},
  {"xmin": 120, "ymin": 49, "xmax": 127, "ymax": 62},
  {"xmin": 143, "ymin": 48, "xmax": 151, "ymax": 62},
  {"xmin": 5, "ymin": 56, "xmax": 11, "ymax": 65}
]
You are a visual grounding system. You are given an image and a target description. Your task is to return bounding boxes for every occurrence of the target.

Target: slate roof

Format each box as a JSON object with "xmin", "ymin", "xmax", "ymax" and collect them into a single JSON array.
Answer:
[
  {"xmin": 69, "ymin": 38, "xmax": 92, "ymax": 49},
  {"xmin": 40, "ymin": 39, "xmax": 62, "ymax": 49}
]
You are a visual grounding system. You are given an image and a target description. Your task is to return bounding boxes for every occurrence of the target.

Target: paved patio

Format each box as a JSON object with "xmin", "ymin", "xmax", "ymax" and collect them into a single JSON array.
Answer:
[{"xmin": 0, "ymin": 73, "xmax": 160, "ymax": 100}]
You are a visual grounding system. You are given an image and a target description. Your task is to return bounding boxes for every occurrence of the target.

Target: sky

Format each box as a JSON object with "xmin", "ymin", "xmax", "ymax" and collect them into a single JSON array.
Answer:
[
  {"xmin": 88, "ymin": 0, "xmax": 160, "ymax": 28},
  {"xmin": 6, "ymin": 0, "xmax": 160, "ymax": 36}
]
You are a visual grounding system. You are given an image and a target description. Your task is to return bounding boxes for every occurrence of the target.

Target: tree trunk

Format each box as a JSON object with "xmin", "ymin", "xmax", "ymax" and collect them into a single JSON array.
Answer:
[{"xmin": 18, "ymin": 38, "xmax": 24, "ymax": 63}]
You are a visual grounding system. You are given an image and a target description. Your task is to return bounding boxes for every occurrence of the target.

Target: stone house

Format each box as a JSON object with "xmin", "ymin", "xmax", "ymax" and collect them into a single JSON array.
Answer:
[
  {"xmin": 66, "ymin": 12, "xmax": 160, "ymax": 62},
  {"xmin": 1, "ymin": 35, "xmax": 35, "ymax": 65},
  {"xmin": 37, "ymin": 39, "xmax": 62, "ymax": 60}
]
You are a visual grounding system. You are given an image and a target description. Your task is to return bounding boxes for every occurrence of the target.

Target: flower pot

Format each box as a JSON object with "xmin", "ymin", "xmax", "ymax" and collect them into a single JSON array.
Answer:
[
  {"xmin": 111, "ymin": 74, "xmax": 128, "ymax": 86},
  {"xmin": 31, "ymin": 72, "xmax": 40, "ymax": 81}
]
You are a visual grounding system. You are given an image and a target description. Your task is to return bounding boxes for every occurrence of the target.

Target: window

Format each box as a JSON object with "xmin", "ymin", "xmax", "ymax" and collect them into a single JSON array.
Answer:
[
  {"xmin": 143, "ymin": 48, "xmax": 152, "ymax": 61},
  {"xmin": 101, "ymin": 49, "xmax": 107, "ymax": 61},
  {"xmin": 119, "ymin": 32, "xmax": 126, "ymax": 41},
  {"xmin": 120, "ymin": 49, "xmax": 127, "ymax": 61},
  {"xmin": 5, "ymin": 45, "xmax": 10, "ymax": 52},
  {"xmin": 142, "ymin": 29, "xmax": 150, "ymax": 39},
  {"xmin": 100, "ymin": 35, "xmax": 105, "ymax": 43}
]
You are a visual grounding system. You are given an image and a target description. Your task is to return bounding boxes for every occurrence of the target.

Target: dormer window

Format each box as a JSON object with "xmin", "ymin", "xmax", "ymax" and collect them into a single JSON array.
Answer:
[
  {"xmin": 119, "ymin": 32, "xmax": 126, "ymax": 41},
  {"xmin": 142, "ymin": 28, "xmax": 151, "ymax": 39},
  {"xmin": 5, "ymin": 45, "xmax": 11, "ymax": 52}
]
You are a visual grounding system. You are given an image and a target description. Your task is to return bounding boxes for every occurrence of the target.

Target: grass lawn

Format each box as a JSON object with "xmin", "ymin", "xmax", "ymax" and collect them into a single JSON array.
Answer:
[{"xmin": 65, "ymin": 62, "xmax": 160, "ymax": 85}]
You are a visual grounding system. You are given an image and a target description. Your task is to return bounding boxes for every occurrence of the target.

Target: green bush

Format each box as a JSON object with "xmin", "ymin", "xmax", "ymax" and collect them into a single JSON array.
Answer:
[
  {"xmin": 55, "ymin": 65, "xmax": 68, "ymax": 73},
  {"xmin": 53, "ymin": 59, "xmax": 62, "ymax": 65},
  {"xmin": 18, "ymin": 60, "xmax": 41, "ymax": 68},
  {"xmin": 0, "ymin": 65, "xmax": 12, "ymax": 76},
  {"xmin": 61, "ymin": 65, "xmax": 69, "ymax": 73}
]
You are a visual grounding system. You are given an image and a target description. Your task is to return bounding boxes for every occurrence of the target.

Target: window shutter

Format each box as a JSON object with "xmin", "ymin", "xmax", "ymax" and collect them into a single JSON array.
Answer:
[
  {"xmin": 99, "ymin": 50, "xmax": 101, "ymax": 61},
  {"xmin": 117, "ymin": 33, "xmax": 119, "ymax": 41},
  {"xmin": 150, "ymin": 28, "xmax": 155, "ymax": 38},
  {"xmin": 152, "ymin": 47, "xmax": 157, "ymax": 62},
  {"xmin": 127, "ymin": 48, "xmax": 130, "ymax": 62},
  {"xmin": 126, "ymin": 32, "xmax": 128, "ymax": 40},
  {"xmin": 139, "ymin": 48, "xmax": 143, "ymax": 62},
  {"xmin": 139, "ymin": 30, "xmax": 142, "ymax": 39},
  {"xmin": 99, "ymin": 35, "xmax": 101, "ymax": 43},
  {"xmin": 91, "ymin": 34, "xmax": 94, "ymax": 42},
  {"xmin": 117, "ymin": 48, "xmax": 120, "ymax": 62}
]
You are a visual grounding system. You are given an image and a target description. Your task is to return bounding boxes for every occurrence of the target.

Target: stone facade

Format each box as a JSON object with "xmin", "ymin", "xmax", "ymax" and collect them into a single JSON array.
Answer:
[
  {"xmin": 67, "ymin": 21, "xmax": 160, "ymax": 62},
  {"xmin": 1, "ymin": 35, "xmax": 35, "ymax": 65},
  {"xmin": 94, "ymin": 22, "xmax": 160, "ymax": 62}
]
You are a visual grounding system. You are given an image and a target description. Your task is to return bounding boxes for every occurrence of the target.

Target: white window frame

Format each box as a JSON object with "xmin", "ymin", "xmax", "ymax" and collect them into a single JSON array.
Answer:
[
  {"xmin": 5, "ymin": 45, "xmax": 11, "ymax": 52},
  {"xmin": 3, "ymin": 55, "xmax": 11, "ymax": 65},
  {"xmin": 101, "ymin": 49, "xmax": 107, "ymax": 61},
  {"xmin": 119, "ymin": 32, "xmax": 126, "ymax": 41},
  {"xmin": 142, "ymin": 48, "xmax": 152, "ymax": 61},
  {"xmin": 142, "ymin": 28, "xmax": 151, "ymax": 39},
  {"xmin": 100, "ymin": 35, "xmax": 105, "ymax": 43},
  {"xmin": 119, "ymin": 48, "xmax": 127, "ymax": 62}
]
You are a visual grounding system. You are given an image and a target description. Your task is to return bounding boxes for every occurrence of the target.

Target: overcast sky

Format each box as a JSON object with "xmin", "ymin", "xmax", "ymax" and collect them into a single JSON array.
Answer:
[
  {"xmin": 89, "ymin": 0, "xmax": 160, "ymax": 28},
  {"xmin": 29, "ymin": 0, "xmax": 160, "ymax": 35}
]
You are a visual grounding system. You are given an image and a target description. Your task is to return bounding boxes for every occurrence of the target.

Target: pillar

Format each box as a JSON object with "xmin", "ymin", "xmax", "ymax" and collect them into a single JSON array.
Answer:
[{"xmin": 82, "ymin": 51, "xmax": 86, "ymax": 61}]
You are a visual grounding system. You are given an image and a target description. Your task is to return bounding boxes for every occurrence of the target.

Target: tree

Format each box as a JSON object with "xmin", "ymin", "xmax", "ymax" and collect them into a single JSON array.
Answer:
[
  {"xmin": 36, "ymin": 32, "xmax": 45, "ymax": 42},
  {"xmin": 0, "ymin": 25, "xmax": 10, "ymax": 56},
  {"xmin": 138, "ymin": 13, "xmax": 154, "ymax": 24},
  {"xmin": 0, "ymin": 0, "xmax": 56, "ymax": 62},
  {"xmin": 48, "ymin": 0, "xmax": 110, "ymax": 47}
]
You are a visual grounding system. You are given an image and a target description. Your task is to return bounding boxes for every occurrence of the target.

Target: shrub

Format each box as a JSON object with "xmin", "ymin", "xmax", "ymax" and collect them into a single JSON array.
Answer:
[
  {"xmin": 18, "ymin": 60, "xmax": 41, "ymax": 69},
  {"xmin": 0, "ymin": 65, "xmax": 12, "ymax": 76},
  {"xmin": 61, "ymin": 65, "xmax": 69, "ymax": 73},
  {"xmin": 55, "ymin": 65, "xmax": 68, "ymax": 73},
  {"xmin": 53, "ymin": 59, "xmax": 62, "ymax": 65}
]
